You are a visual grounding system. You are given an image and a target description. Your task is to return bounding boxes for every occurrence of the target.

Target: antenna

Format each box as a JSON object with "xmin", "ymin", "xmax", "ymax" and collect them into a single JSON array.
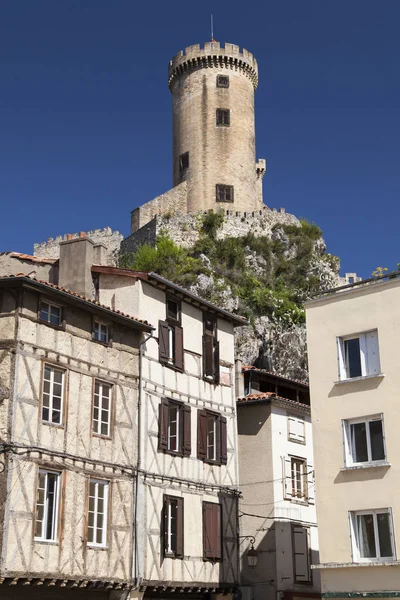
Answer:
[{"xmin": 211, "ymin": 14, "xmax": 214, "ymax": 42}]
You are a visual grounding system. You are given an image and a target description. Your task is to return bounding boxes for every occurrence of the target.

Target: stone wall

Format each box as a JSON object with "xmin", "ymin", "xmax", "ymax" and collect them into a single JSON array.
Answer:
[
  {"xmin": 33, "ymin": 227, "xmax": 123, "ymax": 266},
  {"xmin": 130, "ymin": 181, "xmax": 187, "ymax": 233}
]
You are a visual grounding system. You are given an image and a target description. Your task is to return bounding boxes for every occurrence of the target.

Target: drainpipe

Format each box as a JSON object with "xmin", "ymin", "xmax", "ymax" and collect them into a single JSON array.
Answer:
[{"xmin": 132, "ymin": 332, "xmax": 156, "ymax": 590}]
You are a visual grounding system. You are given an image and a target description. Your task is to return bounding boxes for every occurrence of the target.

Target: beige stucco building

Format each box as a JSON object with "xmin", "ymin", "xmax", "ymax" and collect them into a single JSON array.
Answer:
[{"xmin": 305, "ymin": 274, "xmax": 400, "ymax": 599}]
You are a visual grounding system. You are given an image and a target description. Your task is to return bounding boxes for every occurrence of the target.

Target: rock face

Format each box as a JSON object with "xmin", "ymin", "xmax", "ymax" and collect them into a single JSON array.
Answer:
[{"xmin": 151, "ymin": 209, "xmax": 339, "ymax": 383}]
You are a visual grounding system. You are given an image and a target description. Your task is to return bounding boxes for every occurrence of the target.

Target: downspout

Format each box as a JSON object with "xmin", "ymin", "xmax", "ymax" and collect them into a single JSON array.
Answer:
[{"xmin": 132, "ymin": 332, "xmax": 156, "ymax": 590}]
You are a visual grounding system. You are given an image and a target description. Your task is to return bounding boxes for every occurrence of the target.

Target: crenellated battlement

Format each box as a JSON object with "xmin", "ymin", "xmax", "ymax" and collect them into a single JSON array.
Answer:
[{"xmin": 168, "ymin": 41, "xmax": 259, "ymax": 90}]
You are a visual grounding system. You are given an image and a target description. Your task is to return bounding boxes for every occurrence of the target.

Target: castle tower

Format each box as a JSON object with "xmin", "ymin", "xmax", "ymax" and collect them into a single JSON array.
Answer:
[{"xmin": 168, "ymin": 41, "xmax": 266, "ymax": 213}]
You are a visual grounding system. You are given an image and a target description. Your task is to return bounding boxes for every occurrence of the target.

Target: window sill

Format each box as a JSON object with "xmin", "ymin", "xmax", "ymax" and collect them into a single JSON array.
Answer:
[
  {"xmin": 87, "ymin": 544, "xmax": 108, "ymax": 550},
  {"xmin": 92, "ymin": 432, "xmax": 112, "ymax": 441},
  {"xmin": 162, "ymin": 362, "xmax": 184, "ymax": 374},
  {"xmin": 341, "ymin": 461, "xmax": 391, "ymax": 471},
  {"xmin": 164, "ymin": 552, "xmax": 183, "ymax": 560},
  {"xmin": 38, "ymin": 319, "xmax": 65, "ymax": 331},
  {"xmin": 312, "ymin": 559, "xmax": 400, "ymax": 569},
  {"xmin": 34, "ymin": 538, "xmax": 58, "ymax": 545},
  {"xmin": 334, "ymin": 373, "xmax": 385, "ymax": 385},
  {"xmin": 92, "ymin": 338, "xmax": 112, "ymax": 348},
  {"xmin": 288, "ymin": 437, "xmax": 306, "ymax": 445},
  {"xmin": 42, "ymin": 421, "xmax": 64, "ymax": 429},
  {"xmin": 202, "ymin": 459, "xmax": 223, "ymax": 467}
]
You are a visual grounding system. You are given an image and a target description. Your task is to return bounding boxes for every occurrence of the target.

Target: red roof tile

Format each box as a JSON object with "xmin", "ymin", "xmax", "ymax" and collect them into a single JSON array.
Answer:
[
  {"xmin": 237, "ymin": 392, "xmax": 310, "ymax": 412},
  {"xmin": 8, "ymin": 252, "xmax": 57, "ymax": 265}
]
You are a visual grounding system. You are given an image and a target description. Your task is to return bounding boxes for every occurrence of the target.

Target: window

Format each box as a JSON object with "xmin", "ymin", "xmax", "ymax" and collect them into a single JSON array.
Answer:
[
  {"xmin": 216, "ymin": 74, "xmax": 229, "ymax": 88},
  {"xmin": 288, "ymin": 414, "xmax": 306, "ymax": 444},
  {"xmin": 158, "ymin": 398, "xmax": 191, "ymax": 456},
  {"xmin": 163, "ymin": 495, "xmax": 184, "ymax": 558},
  {"xmin": 292, "ymin": 525, "xmax": 311, "ymax": 583},
  {"xmin": 216, "ymin": 109, "xmax": 230, "ymax": 126},
  {"xmin": 216, "ymin": 184, "xmax": 234, "ymax": 203},
  {"xmin": 179, "ymin": 152, "xmax": 189, "ymax": 174},
  {"xmin": 93, "ymin": 380, "xmax": 112, "ymax": 436},
  {"xmin": 283, "ymin": 456, "xmax": 314, "ymax": 504},
  {"xmin": 203, "ymin": 314, "xmax": 219, "ymax": 383},
  {"xmin": 159, "ymin": 298, "xmax": 184, "ymax": 371},
  {"xmin": 93, "ymin": 321, "xmax": 110, "ymax": 344},
  {"xmin": 343, "ymin": 415, "xmax": 386, "ymax": 466},
  {"xmin": 203, "ymin": 502, "xmax": 222, "ymax": 560},
  {"xmin": 35, "ymin": 470, "xmax": 60, "ymax": 541},
  {"xmin": 39, "ymin": 301, "xmax": 62, "ymax": 326},
  {"xmin": 197, "ymin": 410, "xmax": 227, "ymax": 465},
  {"xmin": 87, "ymin": 479, "xmax": 109, "ymax": 547},
  {"xmin": 337, "ymin": 330, "xmax": 380, "ymax": 380},
  {"xmin": 350, "ymin": 509, "xmax": 395, "ymax": 561},
  {"xmin": 42, "ymin": 364, "xmax": 65, "ymax": 425}
]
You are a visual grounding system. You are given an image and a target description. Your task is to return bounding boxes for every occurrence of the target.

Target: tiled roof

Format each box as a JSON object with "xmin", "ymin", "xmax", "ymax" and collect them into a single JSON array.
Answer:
[
  {"xmin": 0, "ymin": 274, "xmax": 153, "ymax": 331},
  {"xmin": 0, "ymin": 252, "xmax": 58, "ymax": 265},
  {"xmin": 242, "ymin": 365, "xmax": 309, "ymax": 388},
  {"xmin": 237, "ymin": 392, "xmax": 310, "ymax": 412}
]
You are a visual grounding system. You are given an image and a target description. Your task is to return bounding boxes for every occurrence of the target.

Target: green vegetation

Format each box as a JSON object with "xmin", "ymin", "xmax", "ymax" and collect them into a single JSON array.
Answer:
[{"xmin": 120, "ymin": 212, "xmax": 337, "ymax": 326}]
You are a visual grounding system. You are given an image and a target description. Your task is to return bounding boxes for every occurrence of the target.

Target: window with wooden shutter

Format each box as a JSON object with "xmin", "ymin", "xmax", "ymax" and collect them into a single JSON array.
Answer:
[
  {"xmin": 220, "ymin": 416, "xmax": 228, "ymax": 465},
  {"xmin": 159, "ymin": 399, "xmax": 191, "ymax": 457},
  {"xmin": 174, "ymin": 326, "xmax": 184, "ymax": 371},
  {"xmin": 159, "ymin": 321, "xmax": 170, "ymax": 364},
  {"xmin": 203, "ymin": 314, "xmax": 219, "ymax": 383},
  {"xmin": 160, "ymin": 298, "xmax": 185, "ymax": 372},
  {"xmin": 292, "ymin": 525, "xmax": 311, "ymax": 583},
  {"xmin": 337, "ymin": 330, "xmax": 381, "ymax": 381},
  {"xmin": 203, "ymin": 502, "xmax": 222, "ymax": 561},
  {"xmin": 197, "ymin": 410, "xmax": 207, "ymax": 460},
  {"xmin": 198, "ymin": 410, "xmax": 227, "ymax": 466},
  {"xmin": 163, "ymin": 495, "xmax": 184, "ymax": 559}
]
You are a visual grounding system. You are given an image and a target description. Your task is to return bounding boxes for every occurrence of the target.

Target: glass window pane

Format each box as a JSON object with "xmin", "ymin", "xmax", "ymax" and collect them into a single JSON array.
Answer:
[
  {"xmin": 357, "ymin": 513, "xmax": 376, "ymax": 558},
  {"xmin": 53, "ymin": 370, "xmax": 63, "ymax": 384},
  {"xmin": 351, "ymin": 422, "xmax": 368, "ymax": 463},
  {"xmin": 101, "ymin": 422, "xmax": 108, "ymax": 436},
  {"xmin": 370, "ymin": 420, "xmax": 385, "ymax": 461},
  {"xmin": 377, "ymin": 513, "xmax": 393, "ymax": 557},
  {"xmin": 345, "ymin": 338, "xmax": 362, "ymax": 378}
]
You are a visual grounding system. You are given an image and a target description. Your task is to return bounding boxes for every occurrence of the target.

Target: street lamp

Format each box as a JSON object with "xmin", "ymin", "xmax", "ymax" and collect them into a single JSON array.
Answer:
[{"xmin": 239, "ymin": 536, "xmax": 259, "ymax": 569}]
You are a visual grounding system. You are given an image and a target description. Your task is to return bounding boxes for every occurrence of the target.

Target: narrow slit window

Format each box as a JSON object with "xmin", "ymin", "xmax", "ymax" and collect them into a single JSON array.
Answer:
[
  {"xmin": 35, "ymin": 470, "xmax": 60, "ymax": 541},
  {"xmin": 87, "ymin": 479, "xmax": 109, "ymax": 547},
  {"xmin": 42, "ymin": 364, "xmax": 65, "ymax": 425},
  {"xmin": 179, "ymin": 152, "xmax": 189, "ymax": 174}
]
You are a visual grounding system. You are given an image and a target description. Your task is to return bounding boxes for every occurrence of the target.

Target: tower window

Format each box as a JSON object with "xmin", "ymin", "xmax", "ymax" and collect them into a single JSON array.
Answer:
[
  {"xmin": 179, "ymin": 152, "xmax": 189, "ymax": 174},
  {"xmin": 216, "ymin": 185, "xmax": 234, "ymax": 203},
  {"xmin": 216, "ymin": 75, "xmax": 229, "ymax": 88},
  {"xmin": 216, "ymin": 109, "xmax": 230, "ymax": 127}
]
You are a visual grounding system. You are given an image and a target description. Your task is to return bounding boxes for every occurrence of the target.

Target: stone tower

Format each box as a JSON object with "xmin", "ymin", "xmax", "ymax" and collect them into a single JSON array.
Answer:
[{"xmin": 169, "ymin": 41, "xmax": 266, "ymax": 213}]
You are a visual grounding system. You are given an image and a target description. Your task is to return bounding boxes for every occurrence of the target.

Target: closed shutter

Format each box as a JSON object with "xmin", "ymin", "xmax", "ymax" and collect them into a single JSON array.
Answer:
[
  {"xmin": 220, "ymin": 416, "xmax": 228, "ymax": 465},
  {"xmin": 288, "ymin": 415, "xmax": 305, "ymax": 443},
  {"xmin": 213, "ymin": 341, "xmax": 220, "ymax": 384},
  {"xmin": 176, "ymin": 497, "xmax": 184, "ymax": 558},
  {"xmin": 282, "ymin": 456, "xmax": 292, "ymax": 499},
  {"xmin": 182, "ymin": 404, "xmax": 191, "ymax": 456},
  {"xmin": 197, "ymin": 410, "xmax": 207, "ymax": 460},
  {"xmin": 307, "ymin": 462, "xmax": 315, "ymax": 504},
  {"xmin": 159, "ymin": 321, "xmax": 169, "ymax": 363},
  {"xmin": 336, "ymin": 337, "xmax": 346, "ymax": 380},
  {"xmin": 203, "ymin": 502, "xmax": 222, "ymax": 560},
  {"xmin": 365, "ymin": 330, "xmax": 380, "ymax": 375},
  {"xmin": 174, "ymin": 326, "xmax": 184, "ymax": 371},
  {"xmin": 158, "ymin": 399, "xmax": 169, "ymax": 451},
  {"xmin": 203, "ymin": 335, "xmax": 214, "ymax": 378},
  {"xmin": 292, "ymin": 526, "xmax": 311, "ymax": 582}
]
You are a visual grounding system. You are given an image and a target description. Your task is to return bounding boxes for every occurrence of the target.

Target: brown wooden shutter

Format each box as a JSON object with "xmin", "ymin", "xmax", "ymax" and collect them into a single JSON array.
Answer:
[
  {"xmin": 203, "ymin": 502, "xmax": 222, "ymax": 560},
  {"xmin": 182, "ymin": 404, "xmax": 191, "ymax": 456},
  {"xmin": 213, "ymin": 503, "xmax": 222, "ymax": 560},
  {"xmin": 159, "ymin": 321, "xmax": 169, "ymax": 363},
  {"xmin": 197, "ymin": 410, "xmax": 207, "ymax": 460},
  {"xmin": 176, "ymin": 497, "xmax": 184, "ymax": 558},
  {"xmin": 158, "ymin": 399, "xmax": 169, "ymax": 451},
  {"xmin": 174, "ymin": 326, "xmax": 184, "ymax": 371},
  {"xmin": 203, "ymin": 335, "xmax": 214, "ymax": 377},
  {"xmin": 163, "ymin": 496, "xmax": 169, "ymax": 555},
  {"xmin": 213, "ymin": 341, "xmax": 220, "ymax": 383},
  {"xmin": 220, "ymin": 416, "xmax": 227, "ymax": 465}
]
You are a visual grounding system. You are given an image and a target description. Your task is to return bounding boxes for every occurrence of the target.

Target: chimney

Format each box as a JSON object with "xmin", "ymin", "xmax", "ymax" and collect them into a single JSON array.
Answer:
[
  {"xmin": 93, "ymin": 243, "xmax": 107, "ymax": 266},
  {"xmin": 59, "ymin": 236, "xmax": 94, "ymax": 298}
]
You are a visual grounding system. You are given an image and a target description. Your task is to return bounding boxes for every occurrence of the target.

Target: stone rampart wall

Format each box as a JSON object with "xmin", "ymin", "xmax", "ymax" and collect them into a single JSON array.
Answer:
[{"xmin": 130, "ymin": 181, "xmax": 187, "ymax": 233}]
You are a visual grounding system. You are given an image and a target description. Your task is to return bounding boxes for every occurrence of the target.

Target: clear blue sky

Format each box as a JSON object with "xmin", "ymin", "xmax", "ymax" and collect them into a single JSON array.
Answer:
[{"xmin": 1, "ymin": 1, "xmax": 399, "ymax": 277}]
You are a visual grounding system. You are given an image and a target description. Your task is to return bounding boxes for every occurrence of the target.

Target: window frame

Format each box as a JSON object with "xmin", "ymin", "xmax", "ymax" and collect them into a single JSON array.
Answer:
[
  {"xmin": 159, "ymin": 297, "xmax": 184, "ymax": 372},
  {"xmin": 216, "ymin": 184, "xmax": 234, "ymax": 203},
  {"xmin": 38, "ymin": 298, "xmax": 64, "ymax": 329},
  {"xmin": 291, "ymin": 456, "xmax": 308, "ymax": 500},
  {"xmin": 34, "ymin": 469, "xmax": 61, "ymax": 543},
  {"xmin": 87, "ymin": 478, "xmax": 109, "ymax": 548},
  {"xmin": 92, "ymin": 379, "xmax": 113, "ymax": 438},
  {"xmin": 342, "ymin": 414, "xmax": 387, "ymax": 467},
  {"xmin": 283, "ymin": 455, "xmax": 314, "ymax": 504},
  {"xmin": 350, "ymin": 508, "xmax": 396, "ymax": 562},
  {"xmin": 337, "ymin": 330, "xmax": 381, "ymax": 381},
  {"xmin": 203, "ymin": 313, "xmax": 219, "ymax": 384},
  {"xmin": 216, "ymin": 74, "xmax": 229, "ymax": 88},
  {"xmin": 163, "ymin": 495, "xmax": 184, "ymax": 559},
  {"xmin": 41, "ymin": 363, "xmax": 66, "ymax": 426},
  {"xmin": 216, "ymin": 108, "xmax": 230, "ymax": 127},
  {"xmin": 158, "ymin": 398, "xmax": 191, "ymax": 457},
  {"xmin": 92, "ymin": 318, "xmax": 111, "ymax": 345},
  {"xmin": 197, "ymin": 409, "xmax": 227, "ymax": 466}
]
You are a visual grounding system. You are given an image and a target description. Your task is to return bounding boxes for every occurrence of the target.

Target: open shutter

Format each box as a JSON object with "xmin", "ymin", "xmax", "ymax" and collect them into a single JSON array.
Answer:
[
  {"xmin": 292, "ymin": 526, "xmax": 310, "ymax": 582},
  {"xmin": 182, "ymin": 404, "xmax": 191, "ymax": 456},
  {"xmin": 174, "ymin": 326, "xmax": 184, "ymax": 371},
  {"xmin": 213, "ymin": 341, "xmax": 220, "ymax": 384},
  {"xmin": 203, "ymin": 502, "xmax": 213, "ymax": 558},
  {"xmin": 307, "ymin": 462, "xmax": 315, "ymax": 504},
  {"xmin": 365, "ymin": 330, "xmax": 380, "ymax": 376},
  {"xmin": 203, "ymin": 335, "xmax": 214, "ymax": 378},
  {"xmin": 282, "ymin": 456, "xmax": 292, "ymax": 499},
  {"xmin": 158, "ymin": 399, "xmax": 169, "ymax": 451},
  {"xmin": 197, "ymin": 410, "xmax": 207, "ymax": 460},
  {"xmin": 176, "ymin": 497, "xmax": 184, "ymax": 558},
  {"xmin": 220, "ymin": 416, "xmax": 227, "ymax": 465},
  {"xmin": 159, "ymin": 321, "xmax": 169, "ymax": 363},
  {"xmin": 336, "ymin": 337, "xmax": 346, "ymax": 380},
  {"xmin": 359, "ymin": 333, "xmax": 368, "ymax": 376},
  {"xmin": 163, "ymin": 496, "xmax": 169, "ymax": 555}
]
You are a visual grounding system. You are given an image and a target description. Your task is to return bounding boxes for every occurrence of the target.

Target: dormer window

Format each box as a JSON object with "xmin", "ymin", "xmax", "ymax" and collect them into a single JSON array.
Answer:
[
  {"xmin": 39, "ymin": 300, "xmax": 62, "ymax": 327},
  {"xmin": 93, "ymin": 320, "xmax": 110, "ymax": 344}
]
